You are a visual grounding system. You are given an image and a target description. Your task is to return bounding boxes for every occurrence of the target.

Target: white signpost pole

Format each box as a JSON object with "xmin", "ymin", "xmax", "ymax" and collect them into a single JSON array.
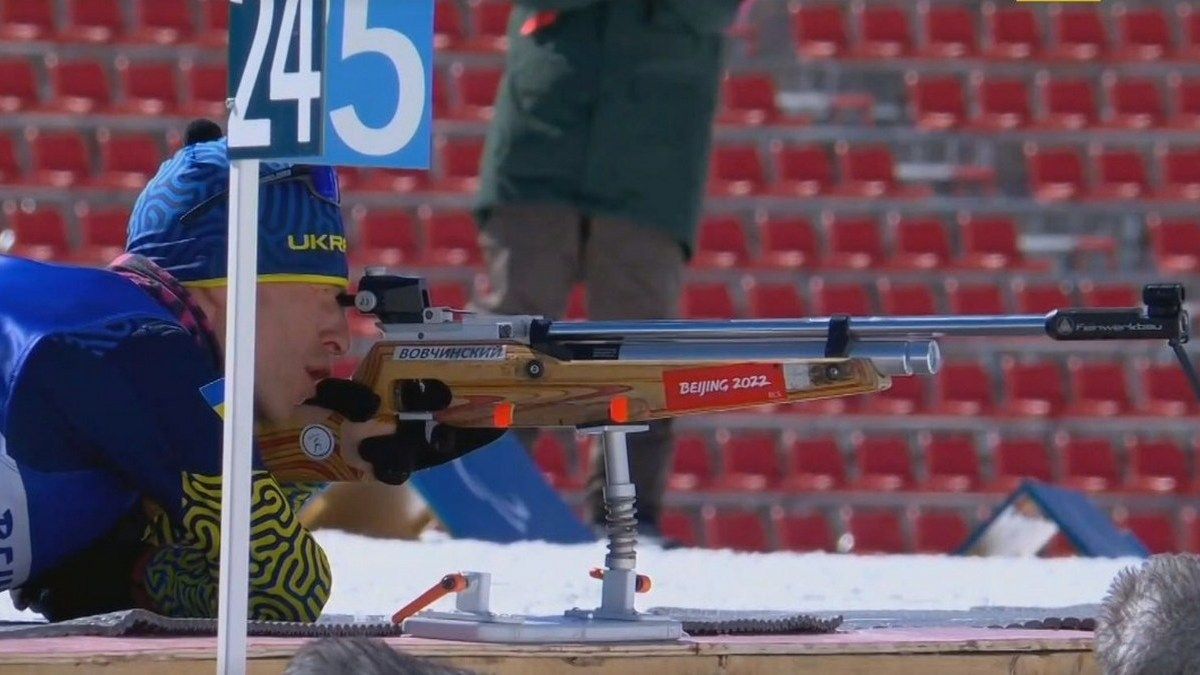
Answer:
[{"xmin": 215, "ymin": 156, "xmax": 260, "ymax": 675}]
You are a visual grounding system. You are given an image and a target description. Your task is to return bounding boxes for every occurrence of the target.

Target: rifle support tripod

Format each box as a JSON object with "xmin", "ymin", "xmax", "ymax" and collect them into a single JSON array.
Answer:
[{"xmin": 398, "ymin": 424, "xmax": 683, "ymax": 643}]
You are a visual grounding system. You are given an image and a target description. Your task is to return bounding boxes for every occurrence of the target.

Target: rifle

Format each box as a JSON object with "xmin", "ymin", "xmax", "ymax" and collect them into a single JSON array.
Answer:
[{"xmin": 261, "ymin": 273, "xmax": 1198, "ymax": 482}]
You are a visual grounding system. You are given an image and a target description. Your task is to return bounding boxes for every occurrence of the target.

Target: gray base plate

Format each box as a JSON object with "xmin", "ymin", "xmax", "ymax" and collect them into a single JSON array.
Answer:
[{"xmin": 402, "ymin": 612, "xmax": 684, "ymax": 643}]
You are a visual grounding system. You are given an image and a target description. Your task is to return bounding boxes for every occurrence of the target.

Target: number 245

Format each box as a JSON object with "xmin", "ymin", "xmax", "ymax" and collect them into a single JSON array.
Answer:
[{"xmin": 229, "ymin": 0, "xmax": 426, "ymax": 156}]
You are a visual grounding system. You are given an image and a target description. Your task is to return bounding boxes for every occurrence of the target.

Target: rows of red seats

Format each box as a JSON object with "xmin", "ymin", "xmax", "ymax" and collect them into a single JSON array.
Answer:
[
  {"xmin": 909, "ymin": 70, "xmax": 1200, "ymax": 131},
  {"xmin": 1026, "ymin": 143, "xmax": 1200, "ymax": 202},
  {"xmin": 793, "ymin": 1, "xmax": 1200, "ymax": 64}
]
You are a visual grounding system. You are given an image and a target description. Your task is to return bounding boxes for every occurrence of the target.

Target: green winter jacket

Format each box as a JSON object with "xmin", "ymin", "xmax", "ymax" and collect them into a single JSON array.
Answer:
[{"xmin": 474, "ymin": 0, "xmax": 742, "ymax": 258}]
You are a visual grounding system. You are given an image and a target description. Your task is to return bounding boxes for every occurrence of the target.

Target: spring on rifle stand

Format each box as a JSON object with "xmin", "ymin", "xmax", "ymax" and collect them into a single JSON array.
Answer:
[{"xmin": 604, "ymin": 490, "xmax": 638, "ymax": 565}]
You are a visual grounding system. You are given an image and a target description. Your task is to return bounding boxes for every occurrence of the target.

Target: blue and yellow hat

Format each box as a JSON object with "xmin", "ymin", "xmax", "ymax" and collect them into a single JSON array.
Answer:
[{"xmin": 126, "ymin": 125, "xmax": 349, "ymax": 289}]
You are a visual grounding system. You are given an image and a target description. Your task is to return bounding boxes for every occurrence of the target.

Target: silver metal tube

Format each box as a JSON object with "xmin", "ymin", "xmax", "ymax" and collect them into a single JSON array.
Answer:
[
  {"xmin": 544, "ymin": 315, "xmax": 1049, "ymax": 341},
  {"xmin": 613, "ymin": 340, "xmax": 941, "ymax": 376}
]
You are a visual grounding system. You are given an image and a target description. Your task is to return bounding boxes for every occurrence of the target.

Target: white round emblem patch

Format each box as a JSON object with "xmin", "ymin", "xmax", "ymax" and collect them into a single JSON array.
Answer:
[{"xmin": 300, "ymin": 424, "xmax": 336, "ymax": 461}]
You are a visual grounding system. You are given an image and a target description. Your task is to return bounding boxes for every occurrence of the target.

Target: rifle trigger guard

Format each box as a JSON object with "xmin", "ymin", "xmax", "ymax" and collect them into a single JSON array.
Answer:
[{"xmin": 824, "ymin": 315, "xmax": 852, "ymax": 359}]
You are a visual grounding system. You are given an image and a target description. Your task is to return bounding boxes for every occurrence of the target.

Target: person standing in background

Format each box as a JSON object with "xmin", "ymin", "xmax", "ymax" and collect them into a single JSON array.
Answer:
[{"xmin": 472, "ymin": 0, "xmax": 744, "ymax": 540}]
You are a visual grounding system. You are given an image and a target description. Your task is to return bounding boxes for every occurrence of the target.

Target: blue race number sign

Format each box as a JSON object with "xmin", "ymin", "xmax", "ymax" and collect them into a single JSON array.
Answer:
[
  {"xmin": 323, "ymin": 0, "xmax": 433, "ymax": 168},
  {"xmin": 228, "ymin": 0, "xmax": 326, "ymax": 159},
  {"xmin": 227, "ymin": 0, "xmax": 433, "ymax": 168}
]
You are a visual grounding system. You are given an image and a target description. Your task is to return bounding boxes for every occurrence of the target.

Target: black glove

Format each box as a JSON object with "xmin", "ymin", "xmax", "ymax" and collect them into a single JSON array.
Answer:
[{"xmin": 307, "ymin": 379, "xmax": 505, "ymax": 485}]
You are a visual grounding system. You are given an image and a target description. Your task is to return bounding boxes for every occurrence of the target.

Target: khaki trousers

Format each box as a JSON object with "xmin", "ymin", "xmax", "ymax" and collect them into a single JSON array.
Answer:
[{"xmin": 473, "ymin": 203, "xmax": 685, "ymax": 527}]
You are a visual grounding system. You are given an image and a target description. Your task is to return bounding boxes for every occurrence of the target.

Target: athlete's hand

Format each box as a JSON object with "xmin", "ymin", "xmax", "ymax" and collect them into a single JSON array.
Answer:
[{"xmin": 306, "ymin": 379, "xmax": 505, "ymax": 485}]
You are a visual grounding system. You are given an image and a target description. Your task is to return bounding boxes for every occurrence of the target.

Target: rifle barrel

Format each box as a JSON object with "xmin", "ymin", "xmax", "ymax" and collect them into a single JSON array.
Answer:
[{"xmin": 615, "ymin": 340, "xmax": 941, "ymax": 376}]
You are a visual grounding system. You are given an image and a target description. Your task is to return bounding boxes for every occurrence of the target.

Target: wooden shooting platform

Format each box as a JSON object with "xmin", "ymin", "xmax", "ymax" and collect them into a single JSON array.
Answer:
[{"xmin": 0, "ymin": 628, "xmax": 1097, "ymax": 674}]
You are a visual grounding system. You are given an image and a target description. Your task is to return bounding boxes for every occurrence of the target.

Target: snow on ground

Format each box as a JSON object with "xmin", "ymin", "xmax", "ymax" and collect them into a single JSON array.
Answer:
[
  {"xmin": 314, "ymin": 531, "xmax": 1141, "ymax": 619},
  {"xmin": 0, "ymin": 532, "xmax": 1144, "ymax": 623}
]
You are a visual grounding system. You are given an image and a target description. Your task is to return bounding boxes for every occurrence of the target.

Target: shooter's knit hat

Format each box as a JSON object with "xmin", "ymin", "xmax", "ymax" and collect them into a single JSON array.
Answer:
[{"xmin": 125, "ymin": 119, "xmax": 349, "ymax": 288}]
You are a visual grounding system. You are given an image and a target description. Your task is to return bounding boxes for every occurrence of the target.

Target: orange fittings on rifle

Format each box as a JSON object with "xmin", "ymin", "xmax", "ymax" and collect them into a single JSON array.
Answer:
[
  {"xmin": 492, "ymin": 402, "xmax": 514, "ymax": 428},
  {"xmin": 609, "ymin": 396, "xmax": 630, "ymax": 423},
  {"xmin": 391, "ymin": 573, "xmax": 469, "ymax": 624},
  {"xmin": 589, "ymin": 567, "xmax": 652, "ymax": 593}
]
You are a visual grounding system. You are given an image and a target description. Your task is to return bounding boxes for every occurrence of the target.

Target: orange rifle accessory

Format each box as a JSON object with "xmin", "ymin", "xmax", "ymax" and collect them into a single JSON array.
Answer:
[
  {"xmin": 589, "ymin": 567, "xmax": 652, "ymax": 593},
  {"xmin": 391, "ymin": 573, "xmax": 469, "ymax": 624}
]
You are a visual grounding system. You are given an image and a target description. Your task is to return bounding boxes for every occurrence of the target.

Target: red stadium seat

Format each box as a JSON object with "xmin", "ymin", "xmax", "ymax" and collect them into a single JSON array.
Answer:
[
  {"xmin": 694, "ymin": 215, "xmax": 749, "ymax": 268},
  {"xmin": 983, "ymin": 4, "xmax": 1042, "ymax": 60},
  {"xmin": 891, "ymin": 217, "xmax": 951, "ymax": 270},
  {"xmin": 1036, "ymin": 75, "xmax": 1098, "ymax": 130},
  {"xmin": 719, "ymin": 74, "xmax": 785, "ymax": 126},
  {"xmin": 1105, "ymin": 76, "xmax": 1165, "ymax": 130},
  {"xmin": 669, "ymin": 436, "xmax": 713, "ymax": 491},
  {"xmin": 46, "ymin": 58, "xmax": 112, "ymax": 114},
  {"xmin": 434, "ymin": 0, "xmax": 466, "ymax": 50},
  {"xmin": 946, "ymin": 280, "xmax": 1006, "ymax": 315},
  {"xmin": 1047, "ymin": 7, "xmax": 1107, "ymax": 61},
  {"xmin": 845, "ymin": 509, "xmax": 906, "ymax": 553},
  {"xmin": 716, "ymin": 432, "xmax": 782, "ymax": 490},
  {"xmin": 824, "ymin": 213, "xmax": 882, "ymax": 269},
  {"xmin": 116, "ymin": 60, "xmax": 180, "ymax": 116},
  {"xmin": 356, "ymin": 167, "xmax": 432, "ymax": 194},
  {"xmin": 95, "ymin": 131, "xmax": 163, "ymax": 190},
  {"xmin": 197, "ymin": 0, "xmax": 229, "ymax": 47},
  {"xmin": 811, "ymin": 280, "xmax": 873, "ymax": 316},
  {"xmin": 1114, "ymin": 6, "xmax": 1172, "ymax": 61},
  {"xmin": 1182, "ymin": 4, "xmax": 1200, "ymax": 60},
  {"xmin": 851, "ymin": 436, "xmax": 914, "ymax": 491},
  {"xmin": 918, "ymin": 2, "xmax": 976, "ymax": 58},
  {"xmin": 1065, "ymin": 359, "xmax": 1131, "ymax": 417},
  {"xmin": 128, "ymin": 0, "xmax": 195, "ymax": 45},
  {"xmin": 1169, "ymin": 75, "xmax": 1200, "ymax": 130},
  {"xmin": 1025, "ymin": 144, "xmax": 1086, "ymax": 202},
  {"xmin": 1013, "ymin": 280, "xmax": 1071, "ymax": 314},
  {"xmin": 1156, "ymin": 146, "xmax": 1200, "ymax": 201},
  {"xmin": 427, "ymin": 281, "xmax": 469, "ymax": 309},
  {"xmin": 703, "ymin": 507, "xmax": 770, "ymax": 552},
  {"xmin": 27, "ymin": 129, "xmax": 92, "ymax": 188},
  {"xmin": 0, "ymin": 0, "xmax": 55, "ymax": 41},
  {"xmin": 450, "ymin": 65, "xmax": 502, "ymax": 121},
  {"xmin": 659, "ymin": 509, "xmax": 700, "ymax": 548},
  {"xmin": 835, "ymin": 143, "xmax": 931, "ymax": 199},
  {"xmin": 422, "ymin": 209, "xmax": 481, "ymax": 266},
  {"xmin": 0, "ymin": 134, "xmax": 22, "ymax": 183},
  {"xmin": 1001, "ymin": 357, "xmax": 1065, "ymax": 417},
  {"xmin": 906, "ymin": 73, "xmax": 966, "ymax": 131},
  {"xmin": 352, "ymin": 208, "xmax": 419, "ymax": 267},
  {"xmin": 681, "ymin": 283, "xmax": 736, "ymax": 319},
  {"xmin": 855, "ymin": 4, "xmax": 913, "ymax": 58},
  {"xmin": 5, "ymin": 203, "xmax": 70, "ymax": 261},
  {"xmin": 914, "ymin": 510, "xmax": 969, "ymax": 554},
  {"xmin": 434, "ymin": 137, "xmax": 484, "ymax": 193},
  {"xmin": 1126, "ymin": 438, "xmax": 1189, "ymax": 494},
  {"xmin": 920, "ymin": 434, "xmax": 981, "ymax": 492},
  {"xmin": 565, "ymin": 284, "xmax": 586, "ymax": 320},
  {"xmin": 769, "ymin": 143, "xmax": 834, "ymax": 198},
  {"xmin": 860, "ymin": 376, "xmax": 926, "ymax": 416},
  {"xmin": 969, "ymin": 73, "xmax": 1031, "ymax": 131},
  {"xmin": 708, "ymin": 145, "xmax": 767, "ymax": 196},
  {"xmin": 1138, "ymin": 360, "xmax": 1199, "ymax": 416},
  {"xmin": 783, "ymin": 437, "xmax": 845, "ymax": 491},
  {"xmin": 1058, "ymin": 435, "xmax": 1120, "ymax": 492},
  {"xmin": 773, "ymin": 511, "xmax": 834, "ymax": 552},
  {"xmin": 932, "ymin": 361, "xmax": 995, "ymax": 416},
  {"xmin": 757, "ymin": 215, "xmax": 820, "ymax": 268},
  {"xmin": 958, "ymin": 213, "xmax": 1029, "ymax": 270},
  {"xmin": 1147, "ymin": 215, "xmax": 1200, "ymax": 273},
  {"xmin": 1079, "ymin": 282, "xmax": 1138, "ymax": 309},
  {"xmin": 990, "ymin": 437, "xmax": 1054, "ymax": 492},
  {"xmin": 0, "ymin": 59, "xmax": 39, "ymax": 113},
  {"xmin": 73, "ymin": 204, "xmax": 130, "ymax": 265},
  {"xmin": 62, "ymin": 0, "xmax": 124, "ymax": 43},
  {"xmin": 878, "ymin": 280, "xmax": 938, "ymax": 315},
  {"xmin": 792, "ymin": 5, "xmax": 849, "ymax": 59},
  {"xmin": 531, "ymin": 433, "xmax": 579, "ymax": 489},
  {"xmin": 1122, "ymin": 513, "xmax": 1177, "ymax": 554},
  {"xmin": 182, "ymin": 62, "xmax": 228, "ymax": 120},
  {"xmin": 1091, "ymin": 147, "xmax": 1151, "ymax": 200},
  {"xmin": 467, "ymin": 1, "xmax": 511, "ymax": 53},
  {"xmin": 746, "ymin": 281, "xmax": 805, "ymax": 319}
]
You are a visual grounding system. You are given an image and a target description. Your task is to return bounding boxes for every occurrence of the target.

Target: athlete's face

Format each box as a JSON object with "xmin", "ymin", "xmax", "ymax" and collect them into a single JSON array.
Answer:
[{"xmin": 253, "ymin": 283, "xmax": 350, "ymax": 423}]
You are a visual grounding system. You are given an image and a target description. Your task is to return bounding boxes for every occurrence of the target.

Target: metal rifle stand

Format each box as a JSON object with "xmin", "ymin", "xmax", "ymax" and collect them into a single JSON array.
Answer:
[{"xmin": 401, "ymin": 424, "xmax": 684, "ymax": 643}]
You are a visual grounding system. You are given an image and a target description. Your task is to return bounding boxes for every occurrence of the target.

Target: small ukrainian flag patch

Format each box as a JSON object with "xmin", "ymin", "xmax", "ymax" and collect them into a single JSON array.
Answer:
[{"xmin": 200, "ymin": 379, "xmax": 225, "ymax": 420}]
